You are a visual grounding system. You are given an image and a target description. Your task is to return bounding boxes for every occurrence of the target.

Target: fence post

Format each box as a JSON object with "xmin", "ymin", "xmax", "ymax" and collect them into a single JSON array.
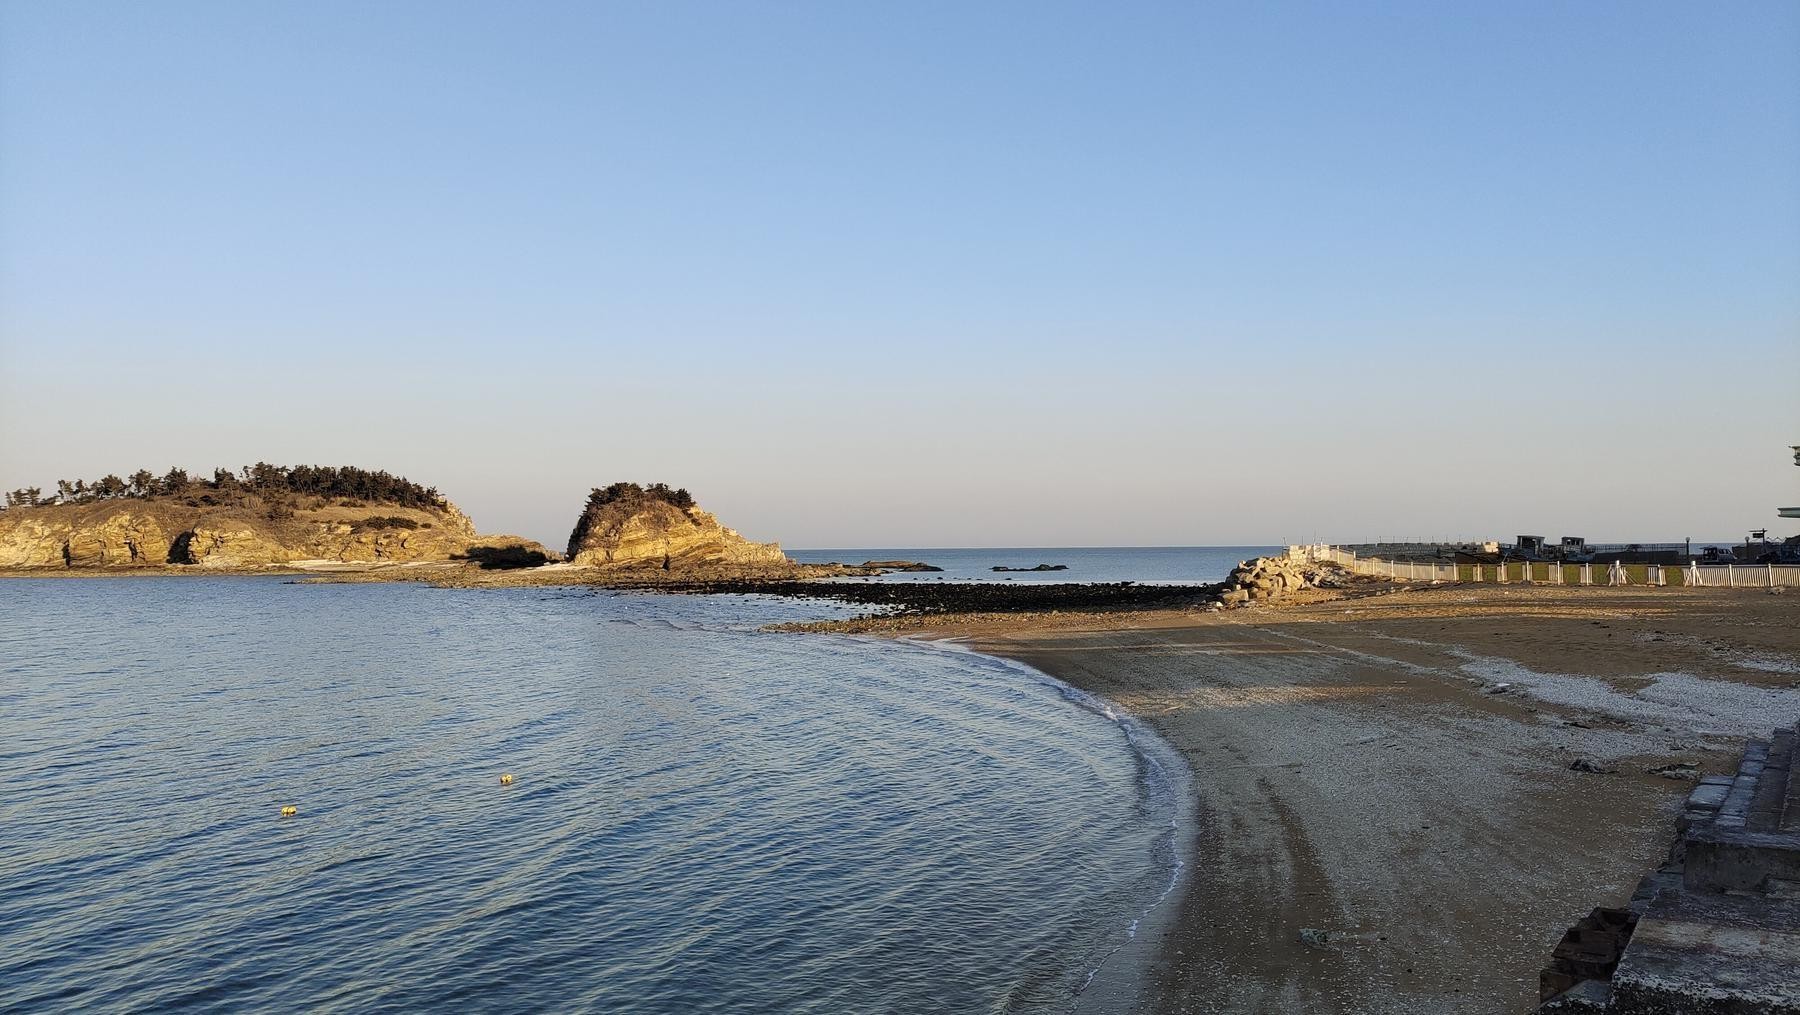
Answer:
[
  {"xmin": 1771, "ymin": 564, "xmax": 1777, "ymax": 588},
  {"xmin": 1727, "ymin": 565, "xmax": 1735, "ymax": 588},
  {"xmin": 1580, "ymin": 563, "xmax": 1592, "ymax": 586},
  {"xmin": 1653, "ymin": 564, "xmax": 1664, "ymax": 587}
]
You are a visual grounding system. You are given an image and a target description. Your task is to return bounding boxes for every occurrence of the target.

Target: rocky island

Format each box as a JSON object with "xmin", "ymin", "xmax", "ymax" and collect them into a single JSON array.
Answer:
[
  {"xmin": 0, "ymin": 464, "xmax": 546, "ymax": 571},
  {"xmin": 564, "ymin": 482, "xmax": 790, "ymax": 568}
]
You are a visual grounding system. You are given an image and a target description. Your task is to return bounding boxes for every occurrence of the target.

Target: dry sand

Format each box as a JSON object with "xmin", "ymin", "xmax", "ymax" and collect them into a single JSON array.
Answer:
[{"xmin": 880, "ymin": 583, "xmax": 1800, "ymax": 1014}]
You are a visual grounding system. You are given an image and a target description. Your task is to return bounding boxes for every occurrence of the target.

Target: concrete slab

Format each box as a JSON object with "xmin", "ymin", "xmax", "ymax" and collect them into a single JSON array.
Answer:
[{"xmin": 1610, "ymin": 892, "xmax": 1800, "ymax": 1013}]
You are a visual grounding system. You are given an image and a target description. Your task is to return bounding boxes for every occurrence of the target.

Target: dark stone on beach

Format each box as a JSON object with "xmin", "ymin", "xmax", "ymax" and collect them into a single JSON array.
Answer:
[
  {"xmin": 1646, "ymin": 761, "xmax": 1701, "ymax": 780},
  {"xmin": 1569, "ymin": 758, "xmax": 1618, "ymax": 775},
  {"xmin": 991, "ymin": 564, "xmax": 1068, "ymax": 572}
]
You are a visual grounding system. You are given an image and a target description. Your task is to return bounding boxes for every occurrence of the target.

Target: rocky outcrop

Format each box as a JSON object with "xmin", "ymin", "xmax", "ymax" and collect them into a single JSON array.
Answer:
[
  {"xmin": 176, "ymin": 525, "xmax": 293, "ymax": 568},
  {"xmin": 0, "ymin": 511, "xmax": 174, "ymax": 567},
  {"xmin": 568, "ymin": 499, "xmax": 788, "ymax": 569},
  {"xmin": 65, "ymin": 513, "xmax": 173, "ymax": 566},
  {"xmin": 0, "ymin": 497, "xmax": 541, "ymax": 571},
  {"xmin": 0, "ymin": 516, "xmax": 87, "ymax": 568}
]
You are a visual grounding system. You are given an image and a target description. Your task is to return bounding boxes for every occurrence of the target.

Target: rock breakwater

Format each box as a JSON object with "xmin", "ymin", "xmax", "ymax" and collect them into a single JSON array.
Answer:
[{"xmin": 1215, "ymin": 554, "xmax": 1349, "ymax": 608}]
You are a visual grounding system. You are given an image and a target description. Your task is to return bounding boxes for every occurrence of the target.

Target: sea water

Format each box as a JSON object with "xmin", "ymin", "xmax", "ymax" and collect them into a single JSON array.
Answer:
[
  {"xmin": 0, "ymin": 577, "xmax": 1183, "ymax": 1013},
  {"xmin": 790, "ymin": 545, "xmax": 1280, "ymax": 584}
]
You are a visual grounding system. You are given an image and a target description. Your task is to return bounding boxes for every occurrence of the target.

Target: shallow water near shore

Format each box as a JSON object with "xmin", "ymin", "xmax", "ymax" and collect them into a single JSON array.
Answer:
[{"xmin": 0, "ymin": 578, "xmax": 1183, "ymax": 1013}]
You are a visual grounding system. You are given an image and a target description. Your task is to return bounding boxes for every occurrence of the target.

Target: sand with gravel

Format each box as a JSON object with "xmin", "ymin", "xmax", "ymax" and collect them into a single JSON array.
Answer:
[{"xmin": 874, "ymin": 583, "xmax": 1800, "ymax": 1014}]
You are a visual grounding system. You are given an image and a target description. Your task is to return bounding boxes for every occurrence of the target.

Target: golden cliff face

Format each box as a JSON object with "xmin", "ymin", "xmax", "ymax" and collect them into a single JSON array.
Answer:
[
  {"xmin": 567, "ymin": 501, "xmax": 789, "ymax": 568},
  {"xmin": 0, "ymin": 499, "xmax": 515, "ymax": 570}
]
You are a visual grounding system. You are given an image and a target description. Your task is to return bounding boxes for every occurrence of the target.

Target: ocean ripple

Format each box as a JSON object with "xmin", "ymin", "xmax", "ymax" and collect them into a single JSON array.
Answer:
[{"xmin": 0, "ymin": 578, "xmax": 1179, "ymax": 1014}]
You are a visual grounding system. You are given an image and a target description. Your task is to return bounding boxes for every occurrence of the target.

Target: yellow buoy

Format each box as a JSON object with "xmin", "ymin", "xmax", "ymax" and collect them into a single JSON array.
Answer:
[
  {"xmin": 280, "ymin": 805, "xmax": 298, "ymax": 817},
  {"xmin": 499, "ymin": 774, "xmax": 514, "ymax": 785}
]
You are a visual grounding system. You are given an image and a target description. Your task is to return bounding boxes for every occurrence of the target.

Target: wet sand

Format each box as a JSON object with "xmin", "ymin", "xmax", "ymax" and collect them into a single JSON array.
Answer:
[{"xmin": 880, "ymin": 584, "xmax": 1800, "ymax": 1013}]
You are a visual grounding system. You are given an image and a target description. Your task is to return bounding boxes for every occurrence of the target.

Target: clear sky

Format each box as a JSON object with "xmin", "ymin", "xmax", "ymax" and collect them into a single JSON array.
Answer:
[{"xmin": 2, "ymin": 2, "xmax": 1796, "ymax": 550}]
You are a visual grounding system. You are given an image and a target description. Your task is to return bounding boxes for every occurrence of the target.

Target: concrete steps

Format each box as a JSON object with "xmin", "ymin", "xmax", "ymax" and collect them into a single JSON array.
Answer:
[{"xmin": 1538, "ymin": 722, "xmax": 1800, "ymax": 1012}]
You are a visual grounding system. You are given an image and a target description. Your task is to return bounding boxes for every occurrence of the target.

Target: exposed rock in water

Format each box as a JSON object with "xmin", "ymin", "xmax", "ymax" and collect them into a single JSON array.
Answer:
[
  {"xmin": 860, "ymin": 560, "xmax": 943, "ymax": 572},
  {"xmin": 991, "ymin": 564, "xmax": 1067, "ymax": 572},
  {"xmin": 565, "ymin": 483, "xmax": 789, "ymax": 569},
  {"xmin": 455, "ymin": 539, "xmax": 557, "ymax": 570}
]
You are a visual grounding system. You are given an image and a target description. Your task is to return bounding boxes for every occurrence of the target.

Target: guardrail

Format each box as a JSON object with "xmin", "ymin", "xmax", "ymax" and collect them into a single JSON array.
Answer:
[{"xmin": 1292, "ymin": 546, "xmax": 1800, "ymax": 589}]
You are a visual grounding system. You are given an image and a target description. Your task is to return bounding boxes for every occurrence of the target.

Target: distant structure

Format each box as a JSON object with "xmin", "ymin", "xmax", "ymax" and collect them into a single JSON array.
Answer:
[{"xmin": 1782, "ymin": 444, "xmax": 1799, "ymax": 520}]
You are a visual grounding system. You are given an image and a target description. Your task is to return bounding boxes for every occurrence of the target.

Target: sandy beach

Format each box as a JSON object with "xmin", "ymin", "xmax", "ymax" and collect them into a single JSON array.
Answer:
[{"xmin": 857, "ymin": 583, "xmax": 1800, "ymax": 1013}]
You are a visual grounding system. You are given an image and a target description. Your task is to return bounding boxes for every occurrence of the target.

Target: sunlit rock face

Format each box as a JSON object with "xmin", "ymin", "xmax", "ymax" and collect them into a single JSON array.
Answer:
[
  {"xmin": 0, "ymin": 496, "xmax": 541, "ymax": 570},
  {"xmin": 564, "ymin": 487, "xmax": 788, "ymax": 569}
]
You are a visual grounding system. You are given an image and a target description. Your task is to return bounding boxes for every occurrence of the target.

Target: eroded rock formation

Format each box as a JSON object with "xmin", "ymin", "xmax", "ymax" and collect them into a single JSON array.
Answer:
[
  {"xmin": 0, "ymin": 498, "xmax": 545, "ymax": 570},
  {"xmin": 565, "ymin": 484, "xmax": 789, "ymax": 569}
]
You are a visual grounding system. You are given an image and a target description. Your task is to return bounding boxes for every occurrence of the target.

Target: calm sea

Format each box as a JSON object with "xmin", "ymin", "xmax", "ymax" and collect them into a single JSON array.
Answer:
[
  {"xmin": 0, "ymin": 574, "xmax": 1185, "ymax": 1013},
  {"xmin": 791, "ymin": 545, "xmax": 1280, "ymax": 584}
]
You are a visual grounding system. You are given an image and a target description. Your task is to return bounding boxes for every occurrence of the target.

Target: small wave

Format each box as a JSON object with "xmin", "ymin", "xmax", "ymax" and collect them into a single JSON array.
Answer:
[{"xmin": 899, "ymin": 635, "xmax": 1193, "ymax": 998}]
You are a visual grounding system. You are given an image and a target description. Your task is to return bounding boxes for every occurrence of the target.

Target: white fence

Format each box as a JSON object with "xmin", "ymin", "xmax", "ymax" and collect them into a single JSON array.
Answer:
[{"xmin": 1291, "ymin": 545, "xmax": 1800, "ymax": 589}]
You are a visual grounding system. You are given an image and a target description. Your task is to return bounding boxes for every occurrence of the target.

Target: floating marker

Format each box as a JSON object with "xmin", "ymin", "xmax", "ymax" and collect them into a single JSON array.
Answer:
[
  {"xmin": 280, "ymin": 805, "xmax": 298, "ymax": 817},
  {"xmin": 499, "ymin": 774, "xmax": 514, "ymax": 785}
]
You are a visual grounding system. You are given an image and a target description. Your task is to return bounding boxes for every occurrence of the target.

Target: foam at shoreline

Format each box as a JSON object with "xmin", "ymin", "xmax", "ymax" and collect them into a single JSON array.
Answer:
[{"xmin": 900, "ymin": 634, "xmax": 1197, "ymax": 1013}]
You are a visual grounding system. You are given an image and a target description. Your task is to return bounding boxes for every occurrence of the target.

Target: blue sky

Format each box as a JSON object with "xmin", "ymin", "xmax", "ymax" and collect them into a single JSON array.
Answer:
[{"xmin": 2, "ymin": 2, "xmax": 1796, "ymax": 548}]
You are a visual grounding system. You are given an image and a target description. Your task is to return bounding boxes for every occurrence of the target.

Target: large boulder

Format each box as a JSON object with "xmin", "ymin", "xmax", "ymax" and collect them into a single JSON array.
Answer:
[{"xmin": 1215, "ymin": 554, "xmax": 1341, "ymax": 609}]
